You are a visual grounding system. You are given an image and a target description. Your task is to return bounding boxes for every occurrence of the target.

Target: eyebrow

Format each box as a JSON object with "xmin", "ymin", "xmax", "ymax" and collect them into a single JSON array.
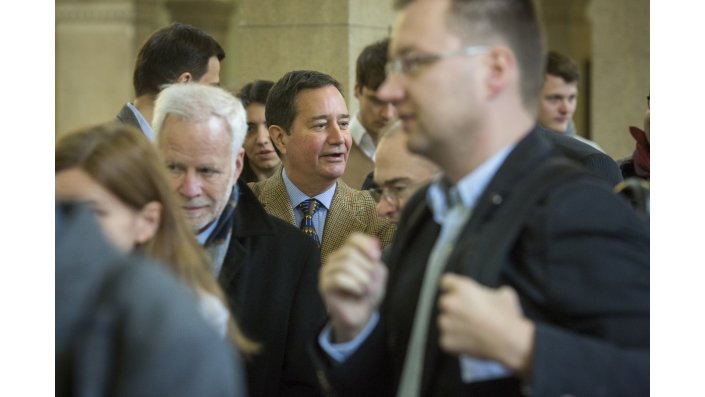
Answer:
[
  {"xmin": 382, "ymin": 177, "xmax": 412, "ymax": 186},
  {"xmin": 307, "ymin": 114, "xmax": 351, "ymax": 122}
]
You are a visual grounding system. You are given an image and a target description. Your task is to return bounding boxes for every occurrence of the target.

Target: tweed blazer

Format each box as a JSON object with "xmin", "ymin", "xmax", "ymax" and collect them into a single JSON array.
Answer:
[
  {"xmin": 341, "ymin": 142, "xmax": 375, "ymax": 190},
  {"xmin": 249, "ymin": 171, "xmax": 395, "ymax": 264}
]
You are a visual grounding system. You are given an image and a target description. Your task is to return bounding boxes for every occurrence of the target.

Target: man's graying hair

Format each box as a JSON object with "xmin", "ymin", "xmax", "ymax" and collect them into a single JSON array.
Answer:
[
  {"xmin": 393, "ymin": 0, "xmax": 546, "ymax": 113},
  {"xmin": 152, "ymin": 83, "xmax": 247, "ymax": 159}
]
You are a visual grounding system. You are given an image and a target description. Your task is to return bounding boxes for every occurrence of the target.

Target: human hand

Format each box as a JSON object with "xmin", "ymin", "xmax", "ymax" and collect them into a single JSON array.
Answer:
[
  {"xmin": 437, "ymin": 273, "xmax": 534, "ymax": 376},
  {"xmin": 320, "ymin": 233, "xmax": 388, "ymax": 342}
]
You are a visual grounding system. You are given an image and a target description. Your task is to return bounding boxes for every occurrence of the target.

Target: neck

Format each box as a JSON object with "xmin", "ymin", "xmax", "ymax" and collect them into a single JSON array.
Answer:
[
  {"xmin": 133, "ymin": 95, "xmax": 156, "ymax": 125},
  {"xmin": 252, "ymin": 165, "xmax": 276, "ymax": 182},
  {"xmin": 284, "ymin": 166, "xmax": 336, "ymax": 197},
  {"xmin": 439, "ymin": 106, "xmax": 534, "ymax": 184}
]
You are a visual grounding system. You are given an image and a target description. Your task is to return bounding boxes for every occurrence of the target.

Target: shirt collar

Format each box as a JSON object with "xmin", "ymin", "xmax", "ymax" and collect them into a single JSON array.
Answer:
[
  {"xmin": 350, "ymin": 114, "xmax": 377, "ymax": 161},
  {"xmin": 196, "ymin": 219, "xmax": 219, "ymax": 245},
  {"xmin": 126, "ymin": 102, "xmax": 155, "ymax": 141},
  {"xmin": 427, "ymin": 144, "xmax": 515, "ymax": 224},
  {"xmin": 282, "ymin": 168, "xmax": 336, "ymax": 209}
]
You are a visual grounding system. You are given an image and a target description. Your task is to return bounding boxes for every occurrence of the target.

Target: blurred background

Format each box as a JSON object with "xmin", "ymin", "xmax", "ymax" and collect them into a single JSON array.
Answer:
[{"xmin": 55, "ymin": 0, "xmax": 648, "ymax": 159}]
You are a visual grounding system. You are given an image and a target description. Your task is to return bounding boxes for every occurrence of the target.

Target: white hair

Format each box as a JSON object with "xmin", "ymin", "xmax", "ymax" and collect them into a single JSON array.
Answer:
[{"xmin": 153, "ymin": 83, "xmax": 247, "ymax": 158}]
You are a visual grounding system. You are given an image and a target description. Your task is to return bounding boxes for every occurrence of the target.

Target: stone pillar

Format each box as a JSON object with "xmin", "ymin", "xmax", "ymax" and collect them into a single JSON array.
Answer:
[
  {"xmin": 588, "ymin": 0, "xmax": 649, "ymax": 159},
  {"xmin": 227, "ymin": 0, "xmax": 394, "ymax": 114},
  {"xmin": 163, "ymin": 0, "xmax": 235, "ymax": 51},
  {"xmin": 55, "ymin": 0, "xmax": 159, "ymax": 135},
  {"xmin": 537, "ymin": 0, "xmax": 592, "ymax": 141}
]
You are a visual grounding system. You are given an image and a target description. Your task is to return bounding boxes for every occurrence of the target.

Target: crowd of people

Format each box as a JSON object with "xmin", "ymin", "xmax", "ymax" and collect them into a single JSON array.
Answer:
[{"xmin": 56, "ymin": 0, "xmax": 650, "ymax": 396}]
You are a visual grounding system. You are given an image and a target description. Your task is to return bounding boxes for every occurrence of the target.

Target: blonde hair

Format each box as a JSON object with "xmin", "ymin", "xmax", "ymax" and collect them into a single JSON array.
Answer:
[{"xmin": 55, "ymin": 122, "xmax": 258, "ymax": 354}]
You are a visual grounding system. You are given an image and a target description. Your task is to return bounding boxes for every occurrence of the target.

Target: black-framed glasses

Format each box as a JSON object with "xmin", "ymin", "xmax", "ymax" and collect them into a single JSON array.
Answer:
[
  {"xmin": 385, "ymin": 45, "xmax": 488, "ymax": 77},
  {"xmin": 647, "ymin": 95, "xmax": 650, "ymax": 109}
]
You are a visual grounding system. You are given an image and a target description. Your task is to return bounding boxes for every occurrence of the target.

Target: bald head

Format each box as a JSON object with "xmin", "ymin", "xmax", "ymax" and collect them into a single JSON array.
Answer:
[{"xmin": 373, "ymin": 121, "xmax": 440, "ymax": 223}]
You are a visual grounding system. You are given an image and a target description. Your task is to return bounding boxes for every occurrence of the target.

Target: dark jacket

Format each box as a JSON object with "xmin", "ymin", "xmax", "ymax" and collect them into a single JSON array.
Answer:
[
  {"xmin": 314, "ymin": 128, "xmax": 649, "ymax": 397},
  {"xmin": 56, "ymin": 203, "xmax": 246, "ymax": 397},
  {"xmin": 210, "ymin": 180, "xmax": 326, "ymax": 397},
  {"xmin": 115, "ymin": 103, "xmax": 142, "ymax": 131},
  {"xmin": 537, "ymin": 124, "xmax": 623, "ymax": 187}
]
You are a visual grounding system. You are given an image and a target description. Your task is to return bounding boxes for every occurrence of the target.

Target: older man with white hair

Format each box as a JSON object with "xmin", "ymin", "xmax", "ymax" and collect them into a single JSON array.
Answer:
[{"xmin": 153, "ymin": 83, "xmax": 325, "ymax": 397}]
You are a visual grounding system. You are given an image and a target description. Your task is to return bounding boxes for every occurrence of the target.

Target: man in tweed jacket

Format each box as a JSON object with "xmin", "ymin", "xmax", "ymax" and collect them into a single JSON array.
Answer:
[{"xmin": 249, "ymin": 70, "xmax": 395, "ymax": 264}]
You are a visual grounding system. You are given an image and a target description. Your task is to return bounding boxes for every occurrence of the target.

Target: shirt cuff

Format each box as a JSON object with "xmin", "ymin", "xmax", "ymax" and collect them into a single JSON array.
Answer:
[{"xmin": 318, "ymin": 311, "xmax": 380, "ymax": 363}]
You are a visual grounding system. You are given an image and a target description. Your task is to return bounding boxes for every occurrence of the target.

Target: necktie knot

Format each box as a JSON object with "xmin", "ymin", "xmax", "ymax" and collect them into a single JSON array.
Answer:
[{"xmin": 297, "ymin": 199, "xmax": 321, "ymax": 247}]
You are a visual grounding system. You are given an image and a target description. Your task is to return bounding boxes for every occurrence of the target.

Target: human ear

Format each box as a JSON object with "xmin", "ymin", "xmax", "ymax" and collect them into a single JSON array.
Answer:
[
  {"xmin": 135, "ymin": 201, "xmax": 162, "ymax": 245},
  {"xmin": 176, "ymin": 72, "xmax": 193, "ymax": 83},
  {"xmin": 269, "ymin": 125, "xmax": 288, "ymax": 156},
  {"xmin": 232, "ymin": 148, "xmax": 245, "ymax": 183},
  {"xmin": 485, "ymin": 46, "xmax": 515, "ymax": 99},
  {"xmin": 353, "ymin": 82, "xmax": 361, "ymax": 99}
]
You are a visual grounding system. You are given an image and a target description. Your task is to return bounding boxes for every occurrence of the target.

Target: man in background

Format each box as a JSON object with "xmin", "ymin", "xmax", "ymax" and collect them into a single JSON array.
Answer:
[
  {"xmin": 342, "ymin": 38, "xmax": 398, "ymax": 189},
  {"xmin": 116, "ymin": 23, "xmax": 224, "ymax": 140},
  {"xmin": 538, "ymin": 50, "xmax": 603, "ymax": 151}
]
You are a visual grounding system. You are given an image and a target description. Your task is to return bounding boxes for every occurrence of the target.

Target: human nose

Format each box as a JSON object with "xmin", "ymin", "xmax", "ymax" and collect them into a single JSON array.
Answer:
[
  {"xmin": 380, "ymin": 102, "xmax": 397, "ymax": 121},
  {"xmin": 376, "ymin": 194, "xmax": 398, "ymax": 219},
  {"xmin": 256, "ymin": 125, "xmax": 270, "ymax": 145},
  {"xmin": 327, "ymin": 122, "xmax": 345, "ymax": 144},
  {"xmin": 178, "ymin": 169, "xmax": 202, "ymax": 198},
  {"xmin": 377, "ymin": 73, "xmax": 405, "ymax": 106}
]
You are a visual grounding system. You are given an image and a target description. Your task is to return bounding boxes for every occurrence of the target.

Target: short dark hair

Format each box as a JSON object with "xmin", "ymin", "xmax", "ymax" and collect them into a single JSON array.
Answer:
[
  {"xmin": 237, "ymin": 80, "xmax": 275, "ymax": 108},
  {"xmin": 265, "ymin": 70, "xmax": 344, "ymax": 134},
  {"xmin": 355, "ymin": 38, "xmax": 390, "ymax": 92},
  {"xmin": 545, "ymin": 50, "xmax": 580, "ymax": 83},
  {"xmin": 132, "ymin": 23, "xmax": 225, "ymax": 97},
  {"xmin": 393, "ymin": 0, "xmax": 545, "ymax": 112}
]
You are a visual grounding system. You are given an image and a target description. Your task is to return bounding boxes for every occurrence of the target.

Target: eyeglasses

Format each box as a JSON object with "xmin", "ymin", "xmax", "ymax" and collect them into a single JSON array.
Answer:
[
  {"xmin": 385, "ymin": 45, "xmax": 489, "ymax": 77},
  {"xmin": 369, "ymin": 185, "xmax": 409, "ymax": 206},
  {"xmin": 370, "ymin": 179, "xmax": 433, "ymax": 206},
  {"xmin": 647, "ymin": 95, "xmax": 650, "ymax": 109}
]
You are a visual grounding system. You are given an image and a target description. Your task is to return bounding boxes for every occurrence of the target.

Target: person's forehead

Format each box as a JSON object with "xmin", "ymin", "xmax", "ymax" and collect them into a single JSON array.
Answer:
[
  {"xmin": 161, "ymin": 116, "xmax": 232, "ymax": 158},
  {"xmin": 390, "ymin": 0, "xmax": 456, "ymax": 56},
  {"xmin": 544, "ymin": 74, "xmax": 577, "ymax": 89},
  {"xmin": 293, "ymin": 86, "xmax": 347, "ymax": 119}
]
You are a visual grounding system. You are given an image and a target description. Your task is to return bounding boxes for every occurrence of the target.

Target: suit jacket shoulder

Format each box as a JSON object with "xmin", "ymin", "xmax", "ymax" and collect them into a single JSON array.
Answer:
[
  {"xmin": 341, "ymin": 142, "xmax": 375, "ymax": 189},
  {"xmin": 537, "ymin": 125, "xmax": 623, "ymax": 187},
  {"xmin": 115, "ymin": 103, "xmax": 143, "ymax": 132},
  {"xmin": 321, "ymin": 180, "xmax": 395, "ymax": 264}
]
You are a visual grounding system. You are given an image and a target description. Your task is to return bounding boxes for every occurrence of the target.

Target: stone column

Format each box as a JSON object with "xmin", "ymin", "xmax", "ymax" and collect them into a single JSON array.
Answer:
[
  {"xmin": 55, "ymin": 0, "xmax": 159, "ymax": 135},
  {"xmin": 227, "ymin": 0, "xmax": 394, "ymax": 114},
  {"xmin": 537, "ymin": 0, "xmax": 592, "ymax": 140},
  {"xmin": 588, "ymin": 0, "xmax": 649, "ymax": 159},
  {"xmin": 163, "ymin": 0, "xmax": 235, "ymax": 49}
]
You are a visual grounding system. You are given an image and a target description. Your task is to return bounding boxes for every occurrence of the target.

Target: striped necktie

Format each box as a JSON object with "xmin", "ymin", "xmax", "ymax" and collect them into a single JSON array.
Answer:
[{"xmin": 297, "ymin": 198, "xmax": 321, "ymax": 247}]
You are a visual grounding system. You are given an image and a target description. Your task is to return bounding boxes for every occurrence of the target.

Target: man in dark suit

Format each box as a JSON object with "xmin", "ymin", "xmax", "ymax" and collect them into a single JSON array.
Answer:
[
  {"xmin": 56, "ymin": 202, "xmax": 246, "ymax": 397},
  {"xmin": 537, "ymin": 123, "xmax": 623, "ymax": 186},
  {"xmin": 315, "ymin": 0, "xmax": 649, "ymax": 396},
  {"xmin": 153, "ymin": 83, "xmax": 325, "ymax": 397},
  {"xmin": 116, "ymin": 23, "xmax": 224, "ymax": 140}
]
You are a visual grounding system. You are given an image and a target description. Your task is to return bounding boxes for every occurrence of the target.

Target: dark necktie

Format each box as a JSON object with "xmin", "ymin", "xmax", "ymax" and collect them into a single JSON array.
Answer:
[{"xmin": 297, "ymin": 199, "xmax": 321, "ymax": 247}]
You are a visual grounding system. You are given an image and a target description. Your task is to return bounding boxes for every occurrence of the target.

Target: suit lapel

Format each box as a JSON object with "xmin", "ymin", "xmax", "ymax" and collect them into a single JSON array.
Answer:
[
  {"xmin": 260, "ymin": 172, "xmax": 296, "ymax": 225},
  {"xmin": 320, "ymin": 183, "xmax": 366, "ymax": 264}
]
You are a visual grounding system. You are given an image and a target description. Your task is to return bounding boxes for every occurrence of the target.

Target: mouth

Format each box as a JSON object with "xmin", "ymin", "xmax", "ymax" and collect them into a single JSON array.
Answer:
[
  {"xmin": 321, "ymin": 152, "xmax": 346, "ymax": 162},
  {"xmin": 399, "ymin": 113, "xmax": 416, "ymax": 132},
  {"xmin": 183, "ymin": 205, "xmax": 207, "ymax": 214},
  {"xmin": 256, "ymin": 150, "xmax": 276, "ymax": 159}
]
